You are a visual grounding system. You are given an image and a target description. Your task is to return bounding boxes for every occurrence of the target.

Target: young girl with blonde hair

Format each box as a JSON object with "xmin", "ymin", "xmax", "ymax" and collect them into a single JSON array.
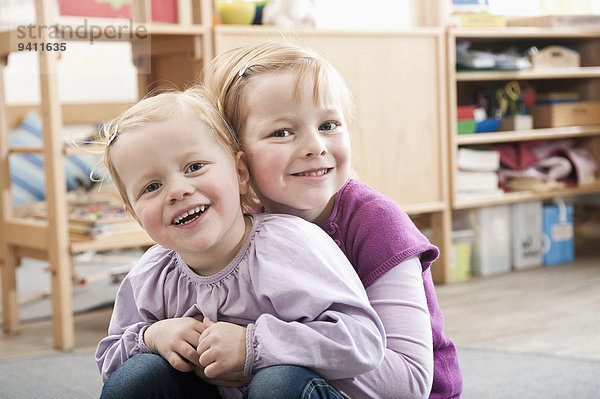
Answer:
[
  {"xmin": 201, "ymin": 41, "xmax": 463, "ymax": 399},
  {"xmin": 95, "ymin": 87, "xmax": 386, "ymax": 399}
]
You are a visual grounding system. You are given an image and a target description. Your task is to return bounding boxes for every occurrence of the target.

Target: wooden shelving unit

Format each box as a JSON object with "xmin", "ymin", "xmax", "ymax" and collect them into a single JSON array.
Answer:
[
  {"xmin": 447, "ymin": 27, "xmax": 600, "ymax": 210},
  {"xmin": 0, "ymin": 0, "xmax": 213, "ymax": 350}
]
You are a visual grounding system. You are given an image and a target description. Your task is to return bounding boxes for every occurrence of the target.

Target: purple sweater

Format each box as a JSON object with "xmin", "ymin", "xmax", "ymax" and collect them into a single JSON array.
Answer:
[{"xmin": 321, "ymin": 179, "xmax": 463, "ymax": 398}]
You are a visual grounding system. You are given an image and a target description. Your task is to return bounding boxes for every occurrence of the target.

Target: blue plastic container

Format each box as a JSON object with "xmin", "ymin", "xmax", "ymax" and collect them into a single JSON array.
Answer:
[{"xmin": 475, "ymin": 118, "xmax": 501, "ymax": 133}]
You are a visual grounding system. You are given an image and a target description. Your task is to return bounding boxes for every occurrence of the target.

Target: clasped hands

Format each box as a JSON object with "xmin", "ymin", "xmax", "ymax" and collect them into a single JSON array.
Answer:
[{"xmin": 143, "ymin": 316, "xmax": 252, "ymax": 388}]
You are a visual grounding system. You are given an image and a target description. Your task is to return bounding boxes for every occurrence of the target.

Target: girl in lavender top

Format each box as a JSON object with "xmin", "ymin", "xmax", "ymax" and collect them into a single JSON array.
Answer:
[
  {"xmin": 95, "ymin": 87, "xmax": 385, "ymax": 399},
  {"xmin": 201, "ymin": 42, "xmax": 463, "ymax": 398}
]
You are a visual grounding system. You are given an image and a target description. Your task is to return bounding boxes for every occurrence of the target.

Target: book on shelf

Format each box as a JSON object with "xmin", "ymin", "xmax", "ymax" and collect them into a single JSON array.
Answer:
[
  {"xmin": 68, "ymin": 202, "xmax": 143, "ymax": 240},
  {"xmin": 457, "ymin": 148, "xmax": 501, "ymax": 172},
  {"xmin": 456, "ymin": 188, "xmax": 504, "ymax": 201},
  {"xmin": 22, "ymin": 197, "xmax": 144, "ymax": 241},
  {"xmin": 456, "ymin": 170, "xmax": 500, "ymax": 193}
]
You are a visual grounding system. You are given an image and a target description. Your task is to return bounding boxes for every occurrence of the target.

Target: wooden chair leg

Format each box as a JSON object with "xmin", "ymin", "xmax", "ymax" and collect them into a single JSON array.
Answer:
[
  {"xmin": 1, "ymin": 245, "xmax": 20, "ymax": 333},
  {"xmin": 49, "ymin": 252, "xmax": 75, "ymax": 350}
]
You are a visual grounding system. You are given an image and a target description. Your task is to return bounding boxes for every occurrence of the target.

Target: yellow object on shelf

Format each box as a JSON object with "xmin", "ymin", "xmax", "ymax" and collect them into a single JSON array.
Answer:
[
  {"xmin": 216, "ymin": 0, "xmax": 256, "ymax": 25},
  {"xmin": 457, "ymin": 13, "xmax": 506, "ymax": 28}
]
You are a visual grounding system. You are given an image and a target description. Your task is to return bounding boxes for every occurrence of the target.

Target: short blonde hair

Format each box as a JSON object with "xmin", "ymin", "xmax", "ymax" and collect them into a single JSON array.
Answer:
[
  {"xmin": 202, "ymin": 41, "xmax": 355, "ymax": 141},
  {"xmin": 101, "ymin": 86, "xmax": 255, "ymax": 212}
]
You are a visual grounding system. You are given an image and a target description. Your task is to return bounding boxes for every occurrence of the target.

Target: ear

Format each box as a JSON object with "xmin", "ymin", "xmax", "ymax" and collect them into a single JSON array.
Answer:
[{"xmin": 235, "ymin": 151, "xmax": 250, "ymax": 195}]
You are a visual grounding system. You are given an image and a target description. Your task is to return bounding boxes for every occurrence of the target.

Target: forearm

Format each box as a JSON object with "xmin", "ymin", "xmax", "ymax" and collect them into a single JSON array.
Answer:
[
  {"xmin": 246, "ymin": 312, "xmax": 384, "ymax": 379},
  {"xmin": 332, "ymin": 257, "xmax": 433, "ymax": 399}
]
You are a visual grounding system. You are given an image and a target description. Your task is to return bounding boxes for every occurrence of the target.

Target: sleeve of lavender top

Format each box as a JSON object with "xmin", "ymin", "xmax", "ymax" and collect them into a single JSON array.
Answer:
[
  {"xmin": 244, "ymin": 216, "xmax": 386, "ymax": 379},
  {"xmin": 331, "ymin": 257, "xmax": 434, "ymax": 399},
  {"xmin": 95, "ymin": 246, "xmax": 173, "ymax": 383},
  {"xmin": 95, "ymin": 275, "xmax": 153, "ymax": 382}
]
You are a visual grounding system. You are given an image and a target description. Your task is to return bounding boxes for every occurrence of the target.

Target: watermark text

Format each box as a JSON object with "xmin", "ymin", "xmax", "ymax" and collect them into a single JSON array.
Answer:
[{"xmin": 16, "ymin": 19, "xmax": 148, "ymax": 45}]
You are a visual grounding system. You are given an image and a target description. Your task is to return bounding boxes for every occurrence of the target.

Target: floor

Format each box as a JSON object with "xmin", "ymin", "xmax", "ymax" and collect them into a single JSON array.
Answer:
[{"xmin": 1, "ymin": 253, "xmax": 599, "ymax": 361}]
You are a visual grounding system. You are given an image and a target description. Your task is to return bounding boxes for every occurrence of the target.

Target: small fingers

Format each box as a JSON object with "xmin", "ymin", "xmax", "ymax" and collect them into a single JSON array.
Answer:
[
  {"xmin": 197, "ymin": 328, "xmax": 212, "ymax": 355},
  {"xmin": 167, "ymin": 352, "xmax": 195, "ymax": 373},
  {"xmin": 198, "ymin": 346, "xmax": 216, "ymax": 368},
  {"xmin": 178, "ymin": 342, "xmax": 200, "ymax": 366},
  {"xmin": 203, "ymin": 361, "xmax": 222, "ymax": 379}
]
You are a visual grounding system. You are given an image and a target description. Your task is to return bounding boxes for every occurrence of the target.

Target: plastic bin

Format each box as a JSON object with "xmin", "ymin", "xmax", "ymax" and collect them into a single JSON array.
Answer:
[
  {"xmin": 451, "ymin": 230, "xmax": 474, "ymax": 282},
  {"xmin": 469, "ymin": 205, "xmax": 512, "ymax": 276},
  {"xmin": 512, "ymin": 201, "xmax": 543, "ymax": 270},
  {"xmin": 543, "ymin": 202, "xmax": 574, "ymax": 265}
]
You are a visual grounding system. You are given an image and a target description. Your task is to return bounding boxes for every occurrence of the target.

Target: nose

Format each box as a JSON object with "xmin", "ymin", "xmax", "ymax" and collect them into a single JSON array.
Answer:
[
  {"xmin": 303, "ymin": 130, "xmax": 327, "ymax": 158},
  {"xmin": 167, "ymin": 177, "xmax": 193, "ymax": 204}
]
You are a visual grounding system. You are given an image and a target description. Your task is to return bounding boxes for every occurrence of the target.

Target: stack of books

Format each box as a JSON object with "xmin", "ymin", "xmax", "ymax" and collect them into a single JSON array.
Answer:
[
  {"xmin": 68, "ymin": 202, "xmax": 144, "ymax": 241},
  {"xmin": 456, "ymin": 147, "xmax": 503, "ymax": 200}
]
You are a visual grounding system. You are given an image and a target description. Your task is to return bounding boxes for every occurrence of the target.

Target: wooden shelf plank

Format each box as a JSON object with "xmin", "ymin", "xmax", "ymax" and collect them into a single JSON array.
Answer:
[
  {"xmin": 215, "ymin": 25, "xmax": 444, "ymax": 38},
  {"xmin": 70, "ymin": 232, "xmax": 154, "ymax": 254},
  {"xmin": 456, "ymin": 125, "xmax": 600, "ymax": 145},
  {"xmin": 456, "ymin": 67, "xmax": 600, "ymax": 81},
  {"xmin": 402, "ymin": 201, "xmax": 448, "ymax": 215},
  {"xmin": 451, "ymin": 27, "xmax": 600, "ymax": 39},
  {"xmin": 453, "ymin": 180, "xmax": 600, "ymax": 210},
  {"xmin": 2, "ymin": 219, "xmax": 48, "ymax": 250},
  {"xmin": 9, "ymin": 143, "xmax": 105, "ymax": 155}
]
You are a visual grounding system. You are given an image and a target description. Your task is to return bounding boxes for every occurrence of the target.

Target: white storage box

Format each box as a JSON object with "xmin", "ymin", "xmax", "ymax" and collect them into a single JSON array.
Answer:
[
  {"xmin": 511, "ymin": 201, "xmax": 544, "ymax": 270},
  {"xmin": 470, "ymin": 206, "xmax": 512, "ymax": 276}
]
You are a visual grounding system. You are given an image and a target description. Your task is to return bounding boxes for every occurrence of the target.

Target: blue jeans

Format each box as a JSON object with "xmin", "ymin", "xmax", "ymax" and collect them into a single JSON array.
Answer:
[
  {"xmin": 100, "ymin": 353, "xmax": 221, "ymax": 399},
  {"xmin": 101, "ymin": 354, "xmax": 343, "ymax": 399},
  {"xmin": 245, "ymin": 365, "xmax": 345, "ymax": 399}
]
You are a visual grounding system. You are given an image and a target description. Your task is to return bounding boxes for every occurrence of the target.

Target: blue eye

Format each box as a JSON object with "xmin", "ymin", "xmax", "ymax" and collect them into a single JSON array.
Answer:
[
  {"xmin": 186, "ymin": 162, "xmax": 205, "ymax": 173},
  {"xmin": 319, "ymin": 122, "xmax": 339, "ymax": 131},
  {"xmin": 144, "ymin": 182, "xmax": 162, "ymax": 193},
  {"xmin": 272, "ymin": 129, "xmax": 291, "ymax": 138}
]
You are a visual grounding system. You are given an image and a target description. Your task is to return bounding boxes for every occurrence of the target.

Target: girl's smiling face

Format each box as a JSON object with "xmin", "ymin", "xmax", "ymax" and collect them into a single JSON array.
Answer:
[
  {"xmin": 239, "ymin": 69, "xmax": 352, "ymax": 225},
  {"xmin": 111, "ymin": 116, "xmax": 249, "ymax": 274}
]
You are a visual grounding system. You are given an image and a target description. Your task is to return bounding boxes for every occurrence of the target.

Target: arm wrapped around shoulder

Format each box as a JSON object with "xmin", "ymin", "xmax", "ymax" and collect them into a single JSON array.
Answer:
[{"xmin": 244, "ymin": 214, "xmax": 386, "ymax": 379}]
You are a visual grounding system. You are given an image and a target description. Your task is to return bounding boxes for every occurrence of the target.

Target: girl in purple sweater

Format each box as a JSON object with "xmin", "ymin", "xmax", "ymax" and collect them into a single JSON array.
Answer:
[
  {"xmin": 202, "ymin": 41, "xmax": 463, "ymax": 398},
  {"xmin": 95, "ymin": 87, "xmax": 386, "ymax": 398}
]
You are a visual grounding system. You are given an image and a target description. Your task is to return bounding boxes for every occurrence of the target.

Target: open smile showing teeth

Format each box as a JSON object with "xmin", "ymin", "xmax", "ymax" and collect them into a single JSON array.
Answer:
[
  {"xmin": 172, "ymin": 205, "xmax": 208, "ymax": 225},
  {"xmin": 294, "ymin": 168, "xmax": 330, "ymax": 177}
]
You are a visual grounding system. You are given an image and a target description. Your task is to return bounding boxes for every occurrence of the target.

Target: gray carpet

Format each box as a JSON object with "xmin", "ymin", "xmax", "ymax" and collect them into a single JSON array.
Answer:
[
  {"xmin": 0, "ymin": 352, "xmax": 102, "ymax": 398},
  {"xmin": 0, "ymin": 347, "xmax": 599, "ymax": 398},
  {"xmin": 459, "ymin": 348, "xmax": 600, "ymax": 399}
]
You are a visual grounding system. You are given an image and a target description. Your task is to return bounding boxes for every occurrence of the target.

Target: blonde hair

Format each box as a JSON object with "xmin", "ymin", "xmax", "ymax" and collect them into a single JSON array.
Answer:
[
  {"xmin": 202, "ymin": 41, "xmax": 355, "ymax": 141},
  {"xmin": 101, "ymin": 86, "xmax": 255, "ymax": 212}
]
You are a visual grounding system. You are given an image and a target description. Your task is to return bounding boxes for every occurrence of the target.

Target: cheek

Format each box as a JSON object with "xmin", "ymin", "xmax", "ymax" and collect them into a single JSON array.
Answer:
[
  {"xmin": 246, "ymin": 147, "xmax": 289, "ymax": 176},
  {"xmin": 332, "ymin": 137, "xmax": 352, "ymax": 168},
  {"xmin": 133, "ymin": 203, "xmax": 160, "ymax": 230}
]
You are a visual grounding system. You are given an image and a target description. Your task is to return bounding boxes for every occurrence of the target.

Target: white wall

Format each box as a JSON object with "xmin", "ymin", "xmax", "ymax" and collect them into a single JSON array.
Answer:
[
  {"xmin": 1, "ymin": 0, "xmax": 137, "ymax": 104},
  {"xmin": 5, "ymin": 42, "xmax": 138, "ymax": 104}
]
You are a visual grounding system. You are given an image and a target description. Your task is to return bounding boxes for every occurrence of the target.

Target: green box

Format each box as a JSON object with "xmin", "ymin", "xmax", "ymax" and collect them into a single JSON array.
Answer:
[{"xmin": 457, "ymin": 119, "xmax": 476, "ymax": 134}]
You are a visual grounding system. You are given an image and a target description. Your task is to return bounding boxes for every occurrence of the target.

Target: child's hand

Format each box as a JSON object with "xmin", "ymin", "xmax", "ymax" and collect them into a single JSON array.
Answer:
[
  {"xmin": 197, "ymin": 317, "xmax": 247, "ymax": 378},
  {"xmin": 194, "ymin": 366, "xmax": 252, "ymax": 388},
  {"xmin": 144, "ymin": 317, "xmax": 207, "ymax": 372}
]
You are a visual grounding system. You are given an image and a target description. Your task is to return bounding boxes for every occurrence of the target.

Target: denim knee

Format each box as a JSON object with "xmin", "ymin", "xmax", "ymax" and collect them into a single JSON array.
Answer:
[
  {"xmin": 245, "ymin": 365, "xmax": 344, "ymax": 399},
  {"xmin": 101, "ymin": 353, "xmax": 219, "ymax": 399}
]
